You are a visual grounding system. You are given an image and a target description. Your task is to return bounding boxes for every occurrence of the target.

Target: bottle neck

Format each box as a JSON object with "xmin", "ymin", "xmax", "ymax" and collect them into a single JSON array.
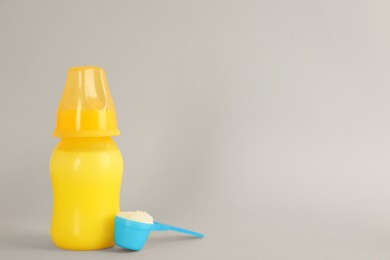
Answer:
[{"xmin": 56, "ymin": 137, "xmax": 118, "ymax": 152}]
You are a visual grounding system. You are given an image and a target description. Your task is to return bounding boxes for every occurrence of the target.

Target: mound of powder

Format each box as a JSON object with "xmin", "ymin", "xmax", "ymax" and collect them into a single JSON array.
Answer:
[{"xmin": 116, "ymin": 210, "xmax": 154, "ymax": 224}]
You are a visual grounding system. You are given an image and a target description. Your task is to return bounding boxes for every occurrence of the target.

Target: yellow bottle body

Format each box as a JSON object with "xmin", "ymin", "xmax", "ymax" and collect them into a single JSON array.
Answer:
[{"xmin": 50, "ymin": 137, "xmax": 123, "ymax": 250}]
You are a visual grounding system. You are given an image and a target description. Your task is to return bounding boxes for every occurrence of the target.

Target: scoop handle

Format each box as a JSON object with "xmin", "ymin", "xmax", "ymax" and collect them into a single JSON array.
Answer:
[{"xmin": 152, "ymin": 222, "xmax": 204, "ymax": 238}]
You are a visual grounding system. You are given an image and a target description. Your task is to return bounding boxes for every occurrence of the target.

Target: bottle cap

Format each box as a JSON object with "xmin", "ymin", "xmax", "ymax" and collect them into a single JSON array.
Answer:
[{"xmin": 53, "ymin": 66, "xmax": 120, "ymax": 137}]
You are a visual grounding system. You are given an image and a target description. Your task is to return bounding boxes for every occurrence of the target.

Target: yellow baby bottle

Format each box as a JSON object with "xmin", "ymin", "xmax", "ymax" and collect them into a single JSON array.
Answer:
[{"xmin": 50, "ymin": 66, "xmax": 123, "ymax": 250}]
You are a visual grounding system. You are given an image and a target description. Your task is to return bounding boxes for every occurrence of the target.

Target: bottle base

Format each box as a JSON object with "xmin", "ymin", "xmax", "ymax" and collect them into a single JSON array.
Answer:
[
  {"xmin": 52, "ymin": 242, "xmax": 114, "ymax": 251},
  {"xmin": 51, "ymin": 235, "xmax": 114, "ymax": 251}
]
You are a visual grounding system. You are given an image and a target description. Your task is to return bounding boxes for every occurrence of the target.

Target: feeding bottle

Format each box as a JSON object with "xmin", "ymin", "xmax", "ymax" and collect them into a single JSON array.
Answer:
[{"xmin": 50, "ymin": 66, "xmax": 123, "ymax": 250}]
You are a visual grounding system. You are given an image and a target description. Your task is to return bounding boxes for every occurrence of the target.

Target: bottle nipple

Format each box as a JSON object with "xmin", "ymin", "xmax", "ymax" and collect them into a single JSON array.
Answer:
[{"xmin": 53, "ymin": 66, "xmax": 120, "ymax": 137}]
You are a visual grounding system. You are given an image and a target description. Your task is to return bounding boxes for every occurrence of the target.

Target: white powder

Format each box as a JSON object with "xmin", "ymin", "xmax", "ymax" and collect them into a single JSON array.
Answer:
[{"xmin": 117, "ymin": 210, "xmax": 154, "ymax": 224}]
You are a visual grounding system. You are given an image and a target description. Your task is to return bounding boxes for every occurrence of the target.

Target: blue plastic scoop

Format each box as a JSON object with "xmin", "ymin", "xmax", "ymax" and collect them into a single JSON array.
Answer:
[{"xmin": 114, "ymin": 216, "xmax": 204, "ymax": 251}]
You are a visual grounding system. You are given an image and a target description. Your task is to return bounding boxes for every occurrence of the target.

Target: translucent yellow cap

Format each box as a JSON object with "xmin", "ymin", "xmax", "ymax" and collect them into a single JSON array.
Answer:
[{"xmin": 53, "ymin": 66, "xmax": 120, "ymax": 137}]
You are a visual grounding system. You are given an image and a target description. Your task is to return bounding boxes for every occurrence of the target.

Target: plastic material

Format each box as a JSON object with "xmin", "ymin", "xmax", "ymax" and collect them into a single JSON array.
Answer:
[
  {"xmin": 53, "ymin": 66, "xmax": 120, "ymax": 137},
  {"xmin": 50, "ymin": 137, "xmax": 123, "ymax": 250},
  {"xmin": 152, "ymin": 222, "xmax": 204, "ymax": 237},
  {"xmin": 50, "ymin": 66, "xmax": 123, "ymax": 250},
  {"xmin": 114, "ymin": 216, "xmax": 204, "ymax": 251}
]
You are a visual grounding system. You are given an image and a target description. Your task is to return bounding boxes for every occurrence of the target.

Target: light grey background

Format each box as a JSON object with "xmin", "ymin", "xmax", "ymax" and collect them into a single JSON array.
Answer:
[{"xmin": 1, "ymin": 0, "xmax": 390, "ymax": 259}]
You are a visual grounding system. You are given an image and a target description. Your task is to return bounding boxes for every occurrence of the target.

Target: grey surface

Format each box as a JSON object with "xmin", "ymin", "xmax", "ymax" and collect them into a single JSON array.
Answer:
[{"xmin": 1, "ymin": 0, "xmax": 390, "ymax": 259}]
